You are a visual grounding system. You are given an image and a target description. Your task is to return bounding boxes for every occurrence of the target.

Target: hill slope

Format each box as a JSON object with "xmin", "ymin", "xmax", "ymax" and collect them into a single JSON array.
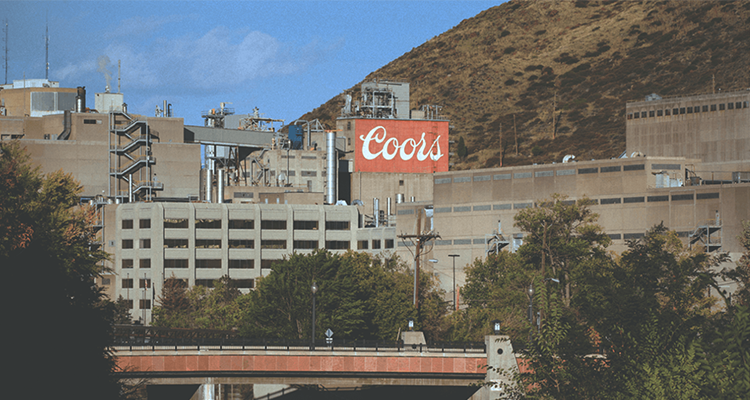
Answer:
[{"xmin": 298, "ymin": 0, "xmax": 750, "ymax": 169}]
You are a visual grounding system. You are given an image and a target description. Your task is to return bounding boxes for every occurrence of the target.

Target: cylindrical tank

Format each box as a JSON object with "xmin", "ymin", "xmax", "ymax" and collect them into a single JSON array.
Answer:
[
  {"xmin": 374, "ymin": 198, "xmax": 380, "ymax": 227},
  {"xmin": 76, "ymin": 86, "xmax": 86, "ymax": 112},
  {"xmin": 326, "ymin": 132, "xmax": 337, "ymax": 204},
  {"xmin": 217, "ymin": 169, "xmax": 224, "ymax": 204},
  {"xmin": 410, "ymin": 196, "xmax": 415, "ymax": 202},
  {"xmin": 387, "ymin": 197, "xmax": 392, "ymax": 216},
  {"xmin": 396, "ymin": 194, "xmax": 405, "ymax": 203},
  {"xmin": 205, "ymin": 168, "xmax": 213, "ymax": 203}
]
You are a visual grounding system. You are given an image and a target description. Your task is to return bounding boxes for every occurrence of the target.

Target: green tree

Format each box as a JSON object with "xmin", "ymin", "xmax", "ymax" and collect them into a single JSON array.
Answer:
[
  {"xmin": 514, "ymin": 194, "xmax": 610, "ymax": 306},
  {"xmin": 456, "ymin": 136, "xmax": 468, "ymax": 159},
  {"xmin": 110, "ymin": 295, "xmax": 134, "ymax": 325},
  {"xmin": 239, "ymin": 250, "xmax": 447, "ymax": 341},
  {"xmin": 722, "ymin": 220, "xmax": 750, "ymax": 306},
  {"xmin": 152, "ymin": 276, "xmax": 191, "ymax": 328},
  {"xmin": 192, "ymin": 275, "xmax": 243, "ymax": 330},
  {"xmin": 1, "ymin": 142, "xmax": 120, "ymax": 399},
  {"xmin": 449, "ymin": 251, "xmax": 538, "ymax": 345},
  {"xmin": 152, "ymin": 276, "xmax": 245, "ymax": 330},
  {"xmin": 574, "ymin": 224, "xmax": 723, "ymax": 399},
  {"xmin": 700, "ymin": 304, "xmax": 750, "ymax": 399}
]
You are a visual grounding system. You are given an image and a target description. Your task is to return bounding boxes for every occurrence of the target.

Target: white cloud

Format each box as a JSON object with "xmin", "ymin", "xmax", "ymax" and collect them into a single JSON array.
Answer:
[
  {"xmin": 103, "ymin": 14, "xmax": 189, "ymax": 40},
  {"xmin": 91, "ymin": 26, "xmax": 328, "ymax": 92},
  {"xmin": 51, "ymin": 25, "xmax": 333, "ymax": 102}
]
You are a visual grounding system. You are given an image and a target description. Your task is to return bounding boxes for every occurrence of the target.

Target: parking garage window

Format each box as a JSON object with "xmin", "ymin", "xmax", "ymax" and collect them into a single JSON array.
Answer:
[
  {"xmin": 326, "ymin": 240, "xmax": 350, "ymax": 250},
  {"xmin": 229, "ymin": 259, "xmax": 254, "ymax": 269},
  {"xmin": 261, "ymin": 220, "xmax": 287, "ymax": 230},
  {"xmin": 164, "ymin": 218, "xmax": 188, "ymax": 229},
  {"xmin": 195, "ymin": 219, "xmax": 221, "ymax": 229}
]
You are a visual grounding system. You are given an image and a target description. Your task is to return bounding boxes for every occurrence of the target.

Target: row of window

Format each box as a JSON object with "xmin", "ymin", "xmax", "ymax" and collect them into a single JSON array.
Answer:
[
  {"xmin": 121, "ymin": 278, "xmax": 151, "ymax": 288},
  {"xmin": 436, "ymin": 163, "xmax": 654, "ymax": 185},
  {"xmin": 627, "ymin": 100, "xmax": 748, "ymax": 120},
  {"xmin": 428, "ymin": 192, "xmax": 719, "ymax": 215},
  {"xmin": 153, "ymin": 238, "xmax": 394, "ymax": 250},
  {"xmin": 125, "ymin": 235, "xmax": 373, "ymax": 250},
  {"xmin": 117, "ymin": 299, "xmax": 151, "ymax": 310},
  {"xmin": 160, "ymin": 259, "xmax": 276, "ymax": 269},
  {"xmin": 124, "ymin": 219, "xmax": 350, "ymax": 231}
]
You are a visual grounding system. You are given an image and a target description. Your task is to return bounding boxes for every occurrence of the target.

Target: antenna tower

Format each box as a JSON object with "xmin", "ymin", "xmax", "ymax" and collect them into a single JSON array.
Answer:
[
  {"xmin": 3, "ymin": 20, "xmax": 8, "ymax": 84},
  {"xmin": 45, "ymin": 20, "xmax": 49, "ymax": 80}
]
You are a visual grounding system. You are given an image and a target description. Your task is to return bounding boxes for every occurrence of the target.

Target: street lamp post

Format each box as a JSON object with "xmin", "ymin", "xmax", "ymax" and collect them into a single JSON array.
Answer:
[
  {"xmin": 529, "ymin": 278, "xmax": 560, "ymax": 338},
  {"xmin": 311, "ymin": 281, "xmax": 318, "ymax": 350},
  {"xmin": 448, "ymin": 254, "xmax": 460, "ymax": 310},
  {"xmin": 527, "ymin": 283, "xmax": 535, "ymax": 342}
]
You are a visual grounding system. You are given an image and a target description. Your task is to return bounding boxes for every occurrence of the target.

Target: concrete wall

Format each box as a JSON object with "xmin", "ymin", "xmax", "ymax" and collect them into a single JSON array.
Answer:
[
  {"xmin": 389, "ymin": 156, "xmax": 750, "ymax": 299},
  {"xmin": 626, "ymin": 91, "xmax": 750, "ymax": 163},
  {"xmin": 106, "ymin": 202, "xmax": 397, "ymax": 322}
]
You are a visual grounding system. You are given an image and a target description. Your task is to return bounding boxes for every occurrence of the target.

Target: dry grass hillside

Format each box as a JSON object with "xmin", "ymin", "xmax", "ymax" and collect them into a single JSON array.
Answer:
[{"xmin": 297, "ymin": 0, "xmax": 750, "ymax": 169}]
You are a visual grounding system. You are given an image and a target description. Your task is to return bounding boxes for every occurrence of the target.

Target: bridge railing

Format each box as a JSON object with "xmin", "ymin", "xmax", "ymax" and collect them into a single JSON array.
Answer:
[{"xmin": 112, "ymin": 325, "xmax": 485, "ymax": 353}]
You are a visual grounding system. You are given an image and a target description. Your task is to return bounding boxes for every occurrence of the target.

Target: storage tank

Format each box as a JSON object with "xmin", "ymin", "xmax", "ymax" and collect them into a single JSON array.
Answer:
[{"xmin": 289, "ymin": 125, "xmax": 304, "ymax": 149}]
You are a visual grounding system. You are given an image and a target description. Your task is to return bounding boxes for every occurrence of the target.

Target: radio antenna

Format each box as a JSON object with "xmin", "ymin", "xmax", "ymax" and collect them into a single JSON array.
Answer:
[
  {"xmin": 45, "ymin": 17, "xmax": 49, "ymax": 80},
  {"xmin": 3, "ymin": 20, "xmax": 8, "ymax": 84}
]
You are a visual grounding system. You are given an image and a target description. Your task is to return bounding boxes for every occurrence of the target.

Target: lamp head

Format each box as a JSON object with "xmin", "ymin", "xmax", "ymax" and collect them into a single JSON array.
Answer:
[
  {"xmin": 311, "ymin": 281, "xmax": 318, "ymax": 294},
  {"xmin": 492, "ymin": 319, "xmax": 501, "ymax": 334}
]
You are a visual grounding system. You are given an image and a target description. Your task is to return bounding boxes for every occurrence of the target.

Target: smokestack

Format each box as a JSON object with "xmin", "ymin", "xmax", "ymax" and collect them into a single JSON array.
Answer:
[
  {"xmin": 325, "ymin": 131, "xmax": 337, "ymax": 204},
  {"xmin": 97, "ymin": 55, "xmax": 112, "ymax": 92}
]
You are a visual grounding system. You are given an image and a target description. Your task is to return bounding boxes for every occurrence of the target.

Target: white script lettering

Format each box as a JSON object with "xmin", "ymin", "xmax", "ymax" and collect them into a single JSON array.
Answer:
[{"xmin": 360, "ymin": 126, "xmax": 443, "ymax": 162}]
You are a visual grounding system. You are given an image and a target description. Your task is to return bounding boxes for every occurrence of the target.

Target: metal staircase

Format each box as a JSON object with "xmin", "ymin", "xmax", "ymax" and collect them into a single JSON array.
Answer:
[{"xmin": 108, "ymin": 112, "xmax": 162, "ymax": 202}]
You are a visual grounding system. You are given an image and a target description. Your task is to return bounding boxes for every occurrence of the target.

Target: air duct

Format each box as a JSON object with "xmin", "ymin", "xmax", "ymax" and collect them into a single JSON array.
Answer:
[
  {"xmin": 217, "ymin": 169, "xmax": 224, "ymax": 204},
  {"xmin": 205, "ymin": 168, "xmax": 213, "ymax": 203},
  {"xmin": 326, "ymin": 131, "xmax": 337, "ymax": 204},
  {"xmin": 57, "ymin": 110, "xmax": 71, "ymax": 140},
  {"xmin": 374, "ymin": 198, "xmax": 380, "ymax": 227}
]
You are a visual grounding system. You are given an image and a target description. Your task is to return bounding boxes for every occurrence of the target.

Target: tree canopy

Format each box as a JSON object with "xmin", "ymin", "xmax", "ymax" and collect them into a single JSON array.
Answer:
[
  {"xmin": 152, "ymin": 250, "xmax": 449, "ymax": 342},
  {"xmin": 1, "ymin": 142, "xmax": 120, "ymax": 399}
]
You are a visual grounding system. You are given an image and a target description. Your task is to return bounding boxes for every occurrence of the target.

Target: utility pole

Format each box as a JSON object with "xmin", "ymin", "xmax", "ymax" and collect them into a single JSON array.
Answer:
[
  {"xmin": 552, "ymin": 91, "xmax": 557, "ymax": 140},
  {"xmin": 397, "ymin": 209, "xmax": 440, "ymax": 309},
  {"xmin": 448, "ymin": 254, "xmax": 460, "ymax": 310},
  {"xmin": 499, "ymin": 125, "xmax": 503, "ymax": 167},
  {"xmin": 513, "ymin": 114, "xmax": 518, "ymax": 156}
]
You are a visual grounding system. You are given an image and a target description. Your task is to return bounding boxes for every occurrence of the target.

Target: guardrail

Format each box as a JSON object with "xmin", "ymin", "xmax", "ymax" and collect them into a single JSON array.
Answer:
[{"xmin": 112, "ymin": 325, "xmax": 485, "ymax": 353}]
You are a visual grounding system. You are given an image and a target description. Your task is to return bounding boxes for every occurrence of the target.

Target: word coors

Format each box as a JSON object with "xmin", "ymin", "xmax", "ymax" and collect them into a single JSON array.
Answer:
[{"xmin": 360, "ymin": 126, "xmax": 444, "ymax": 162}]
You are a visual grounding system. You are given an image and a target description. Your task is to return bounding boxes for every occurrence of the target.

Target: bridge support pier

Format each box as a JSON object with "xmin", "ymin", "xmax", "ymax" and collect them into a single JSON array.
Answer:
[{"xmin": 479, "ymin": 335, "xmax": 518, "ymax": 400}]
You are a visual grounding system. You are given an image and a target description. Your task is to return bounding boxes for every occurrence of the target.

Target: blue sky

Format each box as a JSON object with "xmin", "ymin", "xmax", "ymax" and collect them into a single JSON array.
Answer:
[{"xmin": 4, "ymin": 1, "xmax": 501, "ymax": 126}]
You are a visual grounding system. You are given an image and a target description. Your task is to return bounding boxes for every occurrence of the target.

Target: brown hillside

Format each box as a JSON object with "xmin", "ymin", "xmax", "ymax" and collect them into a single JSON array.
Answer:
[{"xmin": 297, "ymin": 0, "xmax": 750, "ymax": 169}]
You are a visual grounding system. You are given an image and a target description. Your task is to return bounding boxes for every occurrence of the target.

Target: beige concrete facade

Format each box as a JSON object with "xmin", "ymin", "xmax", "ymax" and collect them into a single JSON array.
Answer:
[
  {"xmin": 0, "ymin": 79, "xmax": 77, "ymax": 118},
  {"xmin": 1, "ymin": 105, "xmax": 201, "ymax": 199},
  {"xmin": 102, "ymin": 202, "xmax": 397, "ymax": 323},
  {"xmin": 391, "ymin": 156, "xmax": 747, "ymax": 299},
  {"xmin": 6, "ymin": 79, "xmax": 750, "ymax": 317},
  {"xmin": 626, "ymin": 90, "xmax": 750, "ymax": 163}
]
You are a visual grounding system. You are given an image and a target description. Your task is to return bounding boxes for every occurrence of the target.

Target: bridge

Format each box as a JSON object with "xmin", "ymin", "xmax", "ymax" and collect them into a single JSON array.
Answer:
[{"xmin": 113, "ymin": 327, "xmax": 519, "ymax": 400}]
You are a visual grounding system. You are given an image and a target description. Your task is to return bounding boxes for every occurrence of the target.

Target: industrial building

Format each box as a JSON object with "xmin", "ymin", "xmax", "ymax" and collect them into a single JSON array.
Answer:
[{"xmin": 3, "ymin": 78, "xmax": 750, "ymax": 321}]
